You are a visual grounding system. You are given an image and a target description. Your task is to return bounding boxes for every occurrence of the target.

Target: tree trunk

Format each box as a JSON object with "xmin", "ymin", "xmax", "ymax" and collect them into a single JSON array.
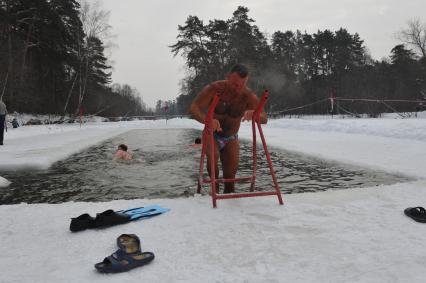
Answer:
[
  {"xmin": 63, "ymin": 72, "xmax": 78, "ymax": 115},
  {"xmin": 6, "ymin": 1, "xmax": 14, "ymax": 106}
]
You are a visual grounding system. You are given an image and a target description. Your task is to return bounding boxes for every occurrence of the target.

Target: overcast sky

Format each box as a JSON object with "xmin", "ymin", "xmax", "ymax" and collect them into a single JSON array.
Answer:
[{"xmin": 101, "ymin": 0, "xmax": 425, "ymax": 108}]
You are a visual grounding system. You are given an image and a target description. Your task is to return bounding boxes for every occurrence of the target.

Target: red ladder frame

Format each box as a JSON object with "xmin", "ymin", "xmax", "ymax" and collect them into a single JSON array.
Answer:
[{"xmin": 197, "ymin": 90, "xmax": 284, "ymax": 208}]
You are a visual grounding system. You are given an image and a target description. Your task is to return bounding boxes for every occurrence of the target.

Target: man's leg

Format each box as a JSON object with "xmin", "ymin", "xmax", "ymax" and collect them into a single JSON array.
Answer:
[
  {"xmin": 205, "ymin": 136, "xmax": 220, "ymax": 193},
  {"xmin": 0, "ymin": 115, "xmax": 4, "ymax": 145},
  {"xmin": 220, "ymin": 139, "xmax": 239, "ymax": 193}
]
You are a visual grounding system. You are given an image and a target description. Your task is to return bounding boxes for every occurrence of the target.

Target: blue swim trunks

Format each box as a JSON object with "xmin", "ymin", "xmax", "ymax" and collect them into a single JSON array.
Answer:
[{"xmin": 213, "ymin": 132, "xmax": 238, "ymax": 151}]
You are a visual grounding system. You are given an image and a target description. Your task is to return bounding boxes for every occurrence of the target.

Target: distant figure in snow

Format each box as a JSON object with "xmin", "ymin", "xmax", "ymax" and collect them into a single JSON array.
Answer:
[
  {"xmin": 191, "ymin": 137, "xmax": 202, "ymax": 148},
  {"xmin": 0, "ymin": 99, "xmax": 7, "ymax": 145},
  {"xmin": 114, "ymin": 144, "xmax": 132, "ymax": 161},
  {"xmin": 12, "ymin": 118, "xmax": 19, "ymax": 128}
]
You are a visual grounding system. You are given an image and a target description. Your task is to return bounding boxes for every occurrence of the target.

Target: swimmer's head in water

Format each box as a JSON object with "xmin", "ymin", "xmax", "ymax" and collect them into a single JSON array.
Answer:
[
  {"xmin": 118, "ymin": 144, "xmax": 128, "ymax": 151},
  {"xmin": 194, "ymin": 137, "xmax": 201, "ymax": 144}
]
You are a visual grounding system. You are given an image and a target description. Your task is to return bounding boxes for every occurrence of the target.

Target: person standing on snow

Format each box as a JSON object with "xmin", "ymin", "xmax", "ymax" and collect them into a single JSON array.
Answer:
[{"xmin": 0, "ymin": 99, "xmax": 7, "ymax": 145}]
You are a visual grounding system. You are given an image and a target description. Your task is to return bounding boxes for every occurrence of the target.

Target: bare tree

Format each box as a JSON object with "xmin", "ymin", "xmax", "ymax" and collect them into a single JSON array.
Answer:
[
  {"xmin": 79, "ymin": 0, "xmax": 116, "ymax": 52},
  {"xmin": 398, "ymin": 19, "xmax": 426, "ymax": 58},
  {"xmin": 74, "ymin": 0, "xmax": 116, "ymax": 115}
]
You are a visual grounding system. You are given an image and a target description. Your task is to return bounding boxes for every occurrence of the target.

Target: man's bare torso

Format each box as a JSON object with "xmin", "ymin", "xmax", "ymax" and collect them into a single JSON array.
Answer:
[{"xmin": 210, "ymin": 80, "xmax": 253, "ymax": 136}]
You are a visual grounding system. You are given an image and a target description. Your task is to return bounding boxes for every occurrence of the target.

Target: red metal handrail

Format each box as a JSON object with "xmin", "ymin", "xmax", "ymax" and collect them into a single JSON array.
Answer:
[{"xmin": 197, "ymin": 90, "xmax": 284, "ymax": 208}]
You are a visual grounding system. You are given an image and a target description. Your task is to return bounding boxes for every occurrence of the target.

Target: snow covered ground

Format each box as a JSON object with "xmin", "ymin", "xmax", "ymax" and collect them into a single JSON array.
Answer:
[{"xmin": 0, "ymin": 114, "xmax": 426, "ymax": 283}]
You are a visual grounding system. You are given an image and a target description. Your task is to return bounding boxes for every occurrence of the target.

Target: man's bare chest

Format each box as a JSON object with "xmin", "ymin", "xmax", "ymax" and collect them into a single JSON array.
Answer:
[{"xmin": 214, "ymin": 94, "xmax": 247, "ymax": 118}]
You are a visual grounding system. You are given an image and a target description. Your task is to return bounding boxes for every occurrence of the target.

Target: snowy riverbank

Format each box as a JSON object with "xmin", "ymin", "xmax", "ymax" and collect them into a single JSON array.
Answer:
[{"xmin": 1, "ymin": 116, "xmax": 426, "ymax": 282}]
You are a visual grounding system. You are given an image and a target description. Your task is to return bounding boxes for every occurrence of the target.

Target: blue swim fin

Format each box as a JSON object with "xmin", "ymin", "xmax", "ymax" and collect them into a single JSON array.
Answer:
[{"xmin": 118, "ymin": 205, "xmax": 170, "ymax": 221}]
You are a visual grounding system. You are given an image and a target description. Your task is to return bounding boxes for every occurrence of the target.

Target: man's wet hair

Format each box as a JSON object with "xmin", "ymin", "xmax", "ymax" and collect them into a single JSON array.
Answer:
[
  {"xmin": 230, "ymin": 64, "xmax": 249, "ymax": 78},
  {"xmin": 194, "ymin": 137, "xmax": 202, "ymax": 144},
  {"xmin": 118, "ymin": 144, "xmax": 128, "ymax": 151}
]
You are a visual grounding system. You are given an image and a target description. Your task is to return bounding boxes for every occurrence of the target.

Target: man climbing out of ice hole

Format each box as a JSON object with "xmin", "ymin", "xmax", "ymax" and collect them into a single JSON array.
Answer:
[{"xmin": 189, "ymin": 64, "xmax": 267, "ymax": 193}]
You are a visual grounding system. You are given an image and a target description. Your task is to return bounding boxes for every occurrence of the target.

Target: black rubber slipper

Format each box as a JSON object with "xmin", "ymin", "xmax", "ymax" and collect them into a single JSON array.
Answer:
[
  {"xmin": 93, "ymin": 209, "xmax": 131, "ymax": 228},
  {"xmin": 70, "ymin": 213, "xmax": 96, "ymax": 232},
  {"xmin": 404, "ymin": 207, "xmax": 426, "ymax": 223},
  {"xmin": 95, "ymin": 234, "xmax": 155, "ymax": 273}
]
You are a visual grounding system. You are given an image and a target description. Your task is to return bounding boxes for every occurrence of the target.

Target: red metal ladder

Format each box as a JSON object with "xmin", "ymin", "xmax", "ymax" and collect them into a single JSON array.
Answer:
[{"xmin": 197, "ymin": 90, "xmax": 284, "ymax": 208}]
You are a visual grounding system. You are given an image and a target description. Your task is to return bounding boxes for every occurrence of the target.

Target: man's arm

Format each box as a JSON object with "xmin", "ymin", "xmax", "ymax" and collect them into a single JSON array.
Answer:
[
  {"xmin": 189, "ymin": 84, "xmax": 223, "ymax": 131},
  {"xmin": 189, "ymin": 84, "xmax": 214, "ymax": 124},
  {"xmin": 242, "ymin": 93, "xmax": 268, "ymax": 124}
]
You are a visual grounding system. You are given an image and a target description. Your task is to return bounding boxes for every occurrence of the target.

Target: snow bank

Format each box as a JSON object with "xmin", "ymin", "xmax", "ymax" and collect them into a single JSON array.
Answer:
[
  {"xmin": 267, "ymin": 117, "xmax": 426, "ymax": 142},
  {"xmin": 0, "ymin": 176, "xmax": 11, "ymax": 188},
  {"xmin": 0, "ymin": 181, "xmax": 425, "ymax": 283}
]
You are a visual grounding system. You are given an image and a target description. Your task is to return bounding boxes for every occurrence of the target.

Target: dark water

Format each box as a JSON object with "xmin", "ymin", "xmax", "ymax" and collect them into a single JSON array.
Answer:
[{"xmin": 0, "ymin": 129, "xmax": 411, "ymax": 204}]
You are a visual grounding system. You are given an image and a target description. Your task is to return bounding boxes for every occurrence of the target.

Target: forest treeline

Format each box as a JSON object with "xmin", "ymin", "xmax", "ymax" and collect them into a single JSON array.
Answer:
[
  {"xmin": 0, "ymin": 0, "xmax": 148, "ymax": 117},
  {"xmin": 1, "ymin": 3, "xmax": 425, "ymax": 117},
  {"xmin": 170, "ymin": 6, "xmax": 426, "ymax": 116}
]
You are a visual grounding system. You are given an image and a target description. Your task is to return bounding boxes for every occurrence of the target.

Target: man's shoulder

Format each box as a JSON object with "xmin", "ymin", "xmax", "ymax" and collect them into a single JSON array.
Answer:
[
  {"xmin": 243, "ymin": 87, "xmax": 257, "ymax": 98},
  {"xmin": 203, "ymin": 81, "xmax": 226, "ymax": 94},
  {"xmin": 208, "ymin": 80, "xmax": 227, "ymax": 89}
]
